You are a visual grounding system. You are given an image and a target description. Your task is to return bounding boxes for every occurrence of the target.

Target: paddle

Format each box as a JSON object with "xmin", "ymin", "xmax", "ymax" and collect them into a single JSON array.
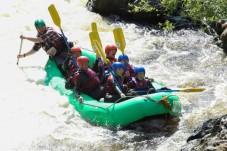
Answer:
[
  {"xmin": 48, "ymin": 4, "xmax": 70, "ymax": 50},
  {"xmin": 135, "ymin": 88, "xmax": 205, "ymax": 93},
  {"xmin": 90, "ymin": 23, "xmax": 103, "ymax": 57},
  {"xmin": 89, "ymin": 31, "xmax": 123, "ymax": 93},
  {"xmin": 17, "ymin": 38, "xmax": 23, "ymax": 65},
  {"xmin": 89, "ymin": 24, "xmax": 106, "ymax": 80},
  {"xmin": 113, "ymin": 27, "xmax": 128, "ymax": 70},
  {"xmin": 91, "ymin": 22, "xmax": 98, "ymax": 32}
]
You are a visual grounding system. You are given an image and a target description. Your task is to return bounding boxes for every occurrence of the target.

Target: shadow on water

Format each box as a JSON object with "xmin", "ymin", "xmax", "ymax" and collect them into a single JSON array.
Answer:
[{"xmin": 121, "ymin": 114, "xmax": 180, "ymax": 133}]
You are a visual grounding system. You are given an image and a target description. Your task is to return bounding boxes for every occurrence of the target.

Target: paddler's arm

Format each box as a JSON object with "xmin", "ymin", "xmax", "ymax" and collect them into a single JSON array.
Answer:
[
  {"xmin": 74, "ymin": 76, "xmax": 83, "ymax": 103},
  {"xmin": 17, "ymin": 49, "xmax": 37, "ymax": 58},
  {"xmin": 75, "ymin": 88, "xmax": 83, "ymax": 103},
  {"xmin": 115, "ymin": 84, "xmax": 125, "ymax": 98},
  {"xmin": 20, "ymin": 34, "xmax": 44, "ymax": 43}
]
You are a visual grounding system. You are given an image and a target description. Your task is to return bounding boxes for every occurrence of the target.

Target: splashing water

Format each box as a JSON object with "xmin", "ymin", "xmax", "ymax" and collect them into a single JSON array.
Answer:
[{"xmin": 0, "ymin": 0, "xmax": 226, "ymax": 150}]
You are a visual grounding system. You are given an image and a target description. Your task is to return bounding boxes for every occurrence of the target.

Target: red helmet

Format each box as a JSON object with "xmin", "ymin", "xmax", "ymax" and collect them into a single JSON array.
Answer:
[
  {"xmin": 105, "ymin": 45, "xmax": 117, "ymax": 55},
  {"xmin": 77, "ymin": 56, "xmax": 90, "ymax": 68},
  {"xmin": 71, "ymin": 47, "xmax": 81, "ymax": 53}
]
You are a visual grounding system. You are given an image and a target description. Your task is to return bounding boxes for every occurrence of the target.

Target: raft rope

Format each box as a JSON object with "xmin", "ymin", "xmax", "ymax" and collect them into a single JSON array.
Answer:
[
  {"xmin": 79, "ymin": 96, "xmax": 135, "ymax": 111},
  {"xmin": 144, "ymin": 95, "xmax": 176, "ymax": 111},
  {"xmin": 79, "ymin": 95, "xmax": 177, "ymax": 111}
]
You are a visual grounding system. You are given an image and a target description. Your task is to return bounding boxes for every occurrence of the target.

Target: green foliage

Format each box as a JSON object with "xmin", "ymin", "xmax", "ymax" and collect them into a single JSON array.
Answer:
[
  {"xmin": 128, "ymin": 0, "xmax": 157, "ymax": 13},
  {"xmin": 160, "ymin": 0, "xmax": 179, "ymax": 14},
  {"xmin": 181, "ymin": 0, "xmax": 227, "ymax": 23},
  {"xmin": 128, "ymin": 0, "xmax": 227, "ymax": 26},
  {"xmin": 158, "ymin": 20, "xmax": 175, "ymax": 31}
]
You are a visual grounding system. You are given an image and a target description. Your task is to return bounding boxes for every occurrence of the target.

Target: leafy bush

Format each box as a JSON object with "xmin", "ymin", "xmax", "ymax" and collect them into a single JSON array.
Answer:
[{"xmin": 129, "ymin": 0, "xmax": 227, "ymax": 24}]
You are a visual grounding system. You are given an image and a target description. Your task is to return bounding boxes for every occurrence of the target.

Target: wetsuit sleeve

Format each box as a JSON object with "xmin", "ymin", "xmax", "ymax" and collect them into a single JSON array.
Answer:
[
  {"xmin": 92, "ymin": 60, "xmax": 99, "ymax": 73},
  {"xmin": 147, "ymin": 80, "xmax": 155, "ymax": 89},
  {"xmin": 74, "ymin": 74, "xmax": 82, "ymax": 99}
]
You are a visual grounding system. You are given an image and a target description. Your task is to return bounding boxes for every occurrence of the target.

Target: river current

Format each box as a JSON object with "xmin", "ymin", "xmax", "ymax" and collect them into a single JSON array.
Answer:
[{"xmin": 0, "ymin": 0, "xmax": 226, "ymax": 150}]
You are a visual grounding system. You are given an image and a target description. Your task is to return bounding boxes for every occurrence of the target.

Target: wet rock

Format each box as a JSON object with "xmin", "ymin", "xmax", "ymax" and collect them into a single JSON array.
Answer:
[
  {"xmin": 215, "ymin": 19, "xmax": 227, "ymax": 55},
  {"xmin": 86, "ymin": 0, "xmax": 131, "ymax": 15},
  {"xmin": 181, "ymin": 114, "xmax": 227, "ymax": 151},
  {"xmin": 86, "ymin": 0, "xmax": 167, "ymax": 23}
]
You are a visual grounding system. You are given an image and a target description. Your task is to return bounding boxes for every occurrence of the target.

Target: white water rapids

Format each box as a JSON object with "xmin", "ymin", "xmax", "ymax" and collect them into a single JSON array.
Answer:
[{"xmin": 0, "ymin": 0, "xmax": 226, "ymax": 150}]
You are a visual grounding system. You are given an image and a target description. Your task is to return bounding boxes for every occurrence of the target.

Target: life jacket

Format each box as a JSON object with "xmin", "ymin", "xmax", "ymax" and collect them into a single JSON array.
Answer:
[
  {"xmin": 74, "ymin": 68, "xmax": 101, "ymax": 93},
  {"xmin": 104, "ymin": 74, "xmax": 124, "ymax": 94},
  {"xmin": 107, "ymin": 57, "xmax": 117, "ymax": 65},
  {"xmin": 103, "ymin": 57, "xmax": 117, "ymax": 71},
  {"xmin": 123, "ymin": 63, "xmax": 134, "ymax": 84},
  {"xmin": 53, "ymin": 38, "xmax": 67, "ymax": 54},
  {"xmin": 132, "ymin": 78, "xmax": 150, "ymax": 90},
  {"xmin": 68, "ymin": 56, "xmax": 79, "ymax": 74}
]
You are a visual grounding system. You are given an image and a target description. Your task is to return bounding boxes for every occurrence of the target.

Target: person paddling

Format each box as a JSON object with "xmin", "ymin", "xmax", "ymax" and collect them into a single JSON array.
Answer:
[
  {"xmin": 127, "ymin": 66, "xmax": 156, "ymax": 96},
  {"xmin": 17, "ymin": 19, "xmax": 73, "ymax": 76},
  {"xmin": 92, "ymin": 44, "xmax": 118, "ymax": 84},
  {"xmin": 73, "ymin": 56, "xmax": 105, "ymax": 102},
  {"xmin": 104, "ymin": 62, "xmax": 127, "ymax": 102},
  {"xmin": 127, "ymin": 66, "xmax": 170, "ymax": 96},
  {"xmin": 118, "ymin": 54, "xmax": 134, "ymax": 84},
  {"xmin": 65, "ymin": 47, "xmax": 81, "ymax": 89}
]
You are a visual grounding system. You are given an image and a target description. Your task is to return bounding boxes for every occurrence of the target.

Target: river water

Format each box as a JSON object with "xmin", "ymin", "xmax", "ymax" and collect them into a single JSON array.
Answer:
[{"xmin": 0, "ymin": 0, "xmax": 226, "ymax": 150}]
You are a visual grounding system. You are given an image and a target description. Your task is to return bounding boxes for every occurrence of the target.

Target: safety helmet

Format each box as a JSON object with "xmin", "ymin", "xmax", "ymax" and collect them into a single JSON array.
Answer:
[
  {"xmin": 34, "ymin": 19, "xmax": 46, "ymax": 28},
  {"xmin": 134, "ymin": 66, "xmax": 145, "ymax": 76},
  {"xmin": 118, "ymin": 54, "xmax": 129, "ymax": 62},
  {"xmin": 105, "ymin": 45, "xmax": 117, "ymax": 55},
  {"xmin": 112, "ymin": 62, "xmax": 124, "ymax": 73},
  {"xmin": 77, "ymin": 56, "xmax": 90, "ymax": 68},
  {"xmin": 71, "ymin": 47, "xmax": 81, "ymax": 53}
]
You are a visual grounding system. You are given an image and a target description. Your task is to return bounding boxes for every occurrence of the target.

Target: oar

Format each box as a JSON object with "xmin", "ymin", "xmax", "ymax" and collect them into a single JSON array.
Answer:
[
  {"xmin": 48, "ymin": 4, "xmax": 70, "ymax": 50},
  {"xmin": 135, "ymin": 88, "xmax": 205, "ymax": 93},
  {"xmin": 113, "ymin": 28, "xmax": 126, "ymax": 53},
  {"xmin": 89, "ymin": 26, "xmax": 106, "ymax": 80},
  {"xmin": 113, "ymin": 27, "xmax": 128, "ymax": 70},
  {"xmin": 17, "ymin": 38, "xmax": 23, "ymax": 65},
  {"xmin": 91, "ymin": 22, "xmax": 98, "ymax": 31},
  {"xmin": 89, "ymin": 23, "xmax": 103, "ymax": 57}
]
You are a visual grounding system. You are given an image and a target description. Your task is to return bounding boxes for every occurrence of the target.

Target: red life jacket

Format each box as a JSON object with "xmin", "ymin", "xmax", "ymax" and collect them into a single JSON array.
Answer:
[
  {"xmin": 103, "ymin": 57, "xmax": 117, "ymax": 70},
  {"xmin": 132, "ymin": 78, "xmax": 150, "ymax": 90},
  {"xmin": 104, "ymin": 74, "xmax": 123, "ymax": 94},
  {"xmin": 68, "ymin": 59, "xmax": 79, "ymax": 75},
  {"xmin": 74, "ymin": 68, "xmax": 101, "ymax": 93},
  {"xmin": 53, "ymin": 38, "xmax": 67, "ymax": 54}
]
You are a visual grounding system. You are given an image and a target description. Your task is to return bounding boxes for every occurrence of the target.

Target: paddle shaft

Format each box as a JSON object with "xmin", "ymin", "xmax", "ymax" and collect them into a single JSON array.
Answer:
[
  {"xmin": 135, "ymin": 88, "xmax": 205, "ymax": 93},
  {"xmin": 17, "ymin": 39, "xmax": 23, "ymax": 65},
  {"xmin": 59, "ymin": 29, "xmax": 70, "ymax": 50},
  {"xmin": 48, "ymin": 4, "xmax": 70, "ymax": 51}
]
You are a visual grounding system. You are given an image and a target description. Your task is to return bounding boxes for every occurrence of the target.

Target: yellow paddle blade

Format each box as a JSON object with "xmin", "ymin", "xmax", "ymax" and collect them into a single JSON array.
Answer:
[
  {"xmin": 113, "ymin": 27, "xmax": 126, "ymax": 54},
  {"xmin": 89, "ymin": 32, "xmax": 100, "ymax": 57},
  {"xmin": 94, "ymin": 40, "xmax": 108, "ymax": 64},
  {"xmin": 89, "ymin": 31, "xmax": 109, "ymax": 64},
  {"xmin": 91, "ymin": 22, "xmax": 97, "ymax": 31},
  {"xmin": 179, "ymin": 88, "xmax": 205, "ymax": 92},
  {"xmin": 89, "ymin": 31, "xmax": 103, "ymax": 50},
  {"xmin": 48, "ymin": 4, "xmax": 61, "ymax": 28}
]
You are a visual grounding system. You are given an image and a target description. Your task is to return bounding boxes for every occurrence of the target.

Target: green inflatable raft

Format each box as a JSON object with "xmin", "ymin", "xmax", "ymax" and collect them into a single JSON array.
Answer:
[{"xmin": 45, "ymin": 49, "xmax": 182, "ymax": 127}]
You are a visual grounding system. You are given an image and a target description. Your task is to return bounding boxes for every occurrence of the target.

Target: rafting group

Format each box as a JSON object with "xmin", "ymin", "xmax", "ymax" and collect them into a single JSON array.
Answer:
[
  {"xmin": 17, "ymin": 4, "xmax": 205, "ymax": 106},
  {"xmin": 17, "ymin": 18, "xmax": 171, "ymax": 103}
]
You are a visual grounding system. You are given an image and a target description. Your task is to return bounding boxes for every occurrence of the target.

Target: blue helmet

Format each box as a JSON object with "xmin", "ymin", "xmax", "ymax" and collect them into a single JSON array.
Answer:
[
  {"xmin": 134, "ymin": 66, "xmax": 145, "ymax": 76},
  {"xmin": 112, "ymin": 62, "xmax": 124, "ymax": 73},
  {"xmin": 118, "ymin": 54, "xmax": 129, "ymax": 62}
]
